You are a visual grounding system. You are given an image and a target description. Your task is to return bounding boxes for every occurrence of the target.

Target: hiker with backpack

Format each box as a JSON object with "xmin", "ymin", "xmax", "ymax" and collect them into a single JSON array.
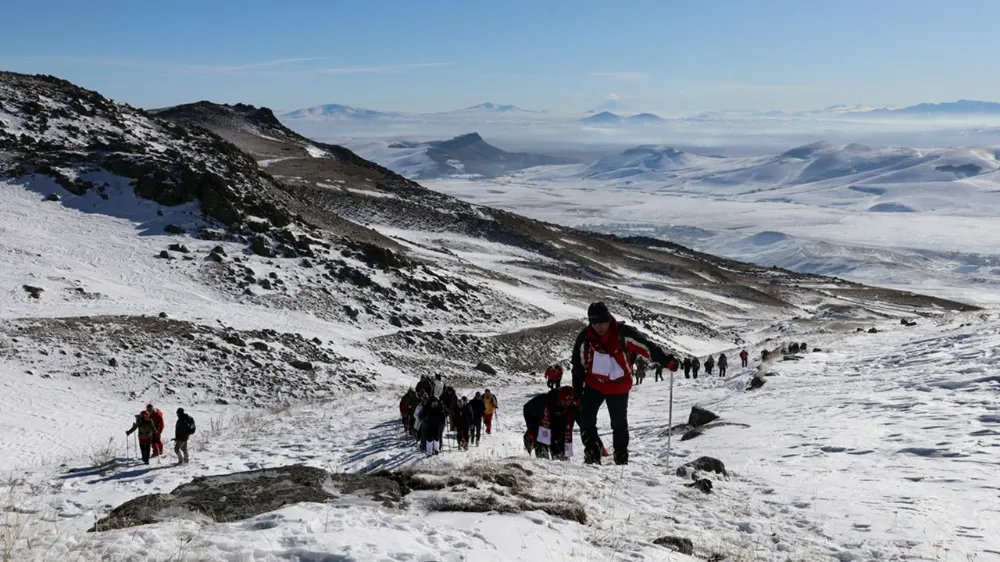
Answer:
[
  {"xmin": 691, "ymin": 356, "xmax": 701, "ymax": 379},
  {"xmin": 739, "ymin": 349, "xmax": 749, "ymax": 368},
  {"xmin": 145, "ymin": 404, "xmax": 166, "ymax": 458},
  {"xmin": 523, "ymin": 386, "xmax": 578, "ymax": 460},
  {"xmin": 545, "ymin": 364, "xmax": 563, "ymax": 390},
  {"xmin": 704, "ymin": 355, "xmax": 715, "ymax": 376},
  {"xmin": 420, "ymin": 397, "xmax": 446, "ymax": 455},
  {"xmin": 173, "ymin": 408, "xmax": 196, "ymax": 464},
  {"xmin": 717, "ymin": 353, "xmax": 728, "ymax": 377},
  {"xmin": 470, "ymin": 391, "xmax": 485, "ymax": 446},
  {"xmin": 456, "ymin": 397, "xmax": 474, "ymax": 450},
  {"xmin": 483, "ymin": 389, "xmax": 498, "ymax": 434},
  {"xmin": 125, "ymin": 411, "xmax": 157, "ymax": 465},
  {"xmin": 572, "ymin": 302, "xmax": 677, "ymax": 465}
]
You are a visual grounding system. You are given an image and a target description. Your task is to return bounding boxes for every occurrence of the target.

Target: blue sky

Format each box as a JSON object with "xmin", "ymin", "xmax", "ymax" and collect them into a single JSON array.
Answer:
[{"xmin": 2, "ymin": 0, "xmax": 999, "ymax": 114}]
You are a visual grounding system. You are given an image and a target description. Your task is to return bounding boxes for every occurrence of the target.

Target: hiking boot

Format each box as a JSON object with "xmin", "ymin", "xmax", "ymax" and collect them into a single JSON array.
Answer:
[{"xmin": 584, "ymin": 449, "xmax": 602, "ymax": 465}]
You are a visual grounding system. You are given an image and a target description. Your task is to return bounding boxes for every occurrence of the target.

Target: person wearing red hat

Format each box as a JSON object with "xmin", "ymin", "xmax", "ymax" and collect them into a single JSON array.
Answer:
[
  {"xmin": 572, "ymin": 302, "xmax": 678, "ymax": 465},
  {"xmin": 522, "ymin": 386, "xmax": 578, "ymax": 460}
]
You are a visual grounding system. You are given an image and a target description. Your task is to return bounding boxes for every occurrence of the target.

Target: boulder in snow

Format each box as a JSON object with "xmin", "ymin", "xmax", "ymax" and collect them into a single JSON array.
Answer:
[
  {"xmin": 289, "ymin": 359, "xmax": 314, "ymax": 371},
  {"xmin": 22, "ymin": 285, "xmax": 44, "ymax": 299},
  {"xmin": 747, "ymin": 374, "xmax": 766, "ymax": 390},
  {"xmin": 653, "ymin": 536, "xmax": 694, "ymax": 555},
  {"xmin": 688, "ymin": 405, "xmax": 719, "ymax": 428},
  {"xmin": 474, "ymin": 362, "xmax": 497, "ymax": 376},
  {"xmin": 89, "ymin": 464, "xmax": 406, "ymax": 532},
  {"xmin": 164, "ymin": 224, "xmax": 185, "ymax": 235}
]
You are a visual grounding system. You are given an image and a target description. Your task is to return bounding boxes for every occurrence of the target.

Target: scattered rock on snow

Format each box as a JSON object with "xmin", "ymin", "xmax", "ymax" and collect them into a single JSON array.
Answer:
[
  {"xmin": 89, "ymin": 465, "xmax": 405, "ymax": 532},
  {"xmin": 868, "ymin": 327, "xmax": 878, "ymax": 334},
  {"xmin": 677, "ymin": 456, "xmax": 728, "ymax": 478},
  {"xmin": 685, "ymin": 478, "xmax": 713, "ymax": 494},
  {"xmin": 45, "ymin": 193, "xmax": 61, "ymax": 201},
  {"xmin": 164, "ymin": 224, "xmax": 185, "ymax": 235},
  {"xmin": 653, "ymin": 536, "xmax": 694, "ymax": 555},
  {"xmin": 158, "ymin": 312, "xmax": 168, "ymax": 319},
  {"xmin": 157, "ymin": 250, "xmax": 172, "ymax": 260},
  {"xmin": 289, "ymin": 360, "xmax": 313, "ymax": 371},
  {"xmin": 747, "ymin": 374, "xmax": 766, "ymax": 390},
  {"xmin": 108, "ymin": 357, "xmax": 117, "ymax": 367},
  {"xmin": 474, "ymin": 362, "xmax": 497, "ymax": 376},
  {"xmin": 688, "ymin": 405, "xmax": 719, "ymax": 428},
  {"xmin": 250, "ymin": 341, "xmax": 269, "ymax": 351},
  {"xmin": 167, "ymin": 243, "xmax": 190, "ymax": 253},
  {"xmin": 22, "ymin": 285, "xmax": 44, "ymax": 299}
]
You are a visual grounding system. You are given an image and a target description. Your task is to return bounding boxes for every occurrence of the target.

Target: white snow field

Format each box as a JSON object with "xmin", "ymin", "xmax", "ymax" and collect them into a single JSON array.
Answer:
[
  {"xmin": 4, "ymin": 313, "xmax": 1000, "ymax": 562},
  {"xmin": 2, "ymin": 176, "xmax": 999, "ymax": 562},
  {"xmin": 419, "ymin": 141, "xmax": 1000, "ymax": 307}
]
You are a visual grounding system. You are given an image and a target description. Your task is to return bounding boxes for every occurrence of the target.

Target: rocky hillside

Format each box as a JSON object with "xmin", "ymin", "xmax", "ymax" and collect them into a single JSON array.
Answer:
[{"xmin": 0, "ymin": 72, "xmax": 978, "ymax": 405}]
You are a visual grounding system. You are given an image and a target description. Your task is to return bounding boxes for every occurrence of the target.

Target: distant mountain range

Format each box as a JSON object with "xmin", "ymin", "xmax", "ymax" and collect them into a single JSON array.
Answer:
[
  {"xmin": 346, "ymin": 132, "xmax": 580, "ymax": 179},
  {"xmin": 281, "ymin": 102, "xmax": 538, "ymax": 120},
  {"xmin": 581, "ymin": 112, "xmax": 666, "ymax": 126},
  {"xmin": 279, "ymin": 99, "xmax": 1000, "ymax": 124}
]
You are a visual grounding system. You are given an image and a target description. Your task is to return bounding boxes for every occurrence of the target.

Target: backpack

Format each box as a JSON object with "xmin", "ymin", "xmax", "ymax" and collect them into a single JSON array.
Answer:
[{"xmin": 186, "ymin": 415, "xmax": 196, "ymax": 435}]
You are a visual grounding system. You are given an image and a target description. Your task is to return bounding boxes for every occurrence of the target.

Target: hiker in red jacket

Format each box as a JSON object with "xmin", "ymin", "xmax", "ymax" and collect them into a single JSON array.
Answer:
[
  {"xmin": 145, "ymin": 404, "xmax": 166, "ymax": 457},
  {"xmin": 739, "ymin": 349, "xmax": 749, "ymax": 367},
  {"xmin": 572, "ymin": 302, "xmax": 677, "ymax": 465},
  {"xmin": 400, "ymin": 389, "xmax": 416, "ymax": 435},
  {"xmin": 545, "ymin": 364, "xmax": 563, "ymax": 390}
]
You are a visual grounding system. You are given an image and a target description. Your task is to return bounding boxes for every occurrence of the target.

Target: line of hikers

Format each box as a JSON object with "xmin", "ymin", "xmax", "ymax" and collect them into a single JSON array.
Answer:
[
  {"xmin": 125, "ymin": 403, "xmax": 196, "ymax": 465},
  {"xmin": 399, "ymin": 374, "xmax": 499, "ymax": 455}
]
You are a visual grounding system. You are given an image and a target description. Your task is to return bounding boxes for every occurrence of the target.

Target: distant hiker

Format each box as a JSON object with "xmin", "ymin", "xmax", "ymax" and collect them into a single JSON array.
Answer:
[
  {"xmin": 432, "ymin": 374, "xmax": 445, "ymax": 399},
  {"xmin": 762, "ymin": 349, "xmax": 771, "ymax": 361},
  {"xmin": 483, "ymin": 389, "xmax": 499, "ymax": 434},
  {"xmin": 572, "ymin": 302, "xmax": 676, "ymax": 465},
  {"xmin": 800, "ymin": 342, "xmax": 808, "ymax": 353},
  {"xmin": 456, "ymin": 398, "xmax": 473, "ymax": 450},
  {"xmin": 691, "ymin": 357, "xmax": 701, "ymax": 379},
  {"xmin": 633, "ymin": 357, "xmax": 647, "ymax": 385},
  {"xmin": 790, "ymin": 342, "xmax": 800, "ymax": 354},
  {"xmin": 173, "ymin": 408, "xmax": 195, "ymax": 465},
  {"xmin": 717, "ymin": 353, "xmax": 728, "ymax": 377},
  {"xmin": 415, "ymin": 376, "xmax": 432, "ymax": 397},
  {"xmin": 739, "ymin": 349, "xmax": 749, "ymax": 368},
  {"xmin": 399, "ymin": 390, "xmax": 416, "ymax": 435},
  {"xmin": 420, "ymin": 397, "xmax": 446, "ymax": 455},
  {"xmin": 470, "ymin": 392, "xmax": 485, "ymax": 446},
  {"xmin": 145, "ymin": 404, "xmax": 166, "ymax": 458},
  {"xmin": 125, "ymin": 411, "xmax": 157, "ymax": 465},
  {"xmin": 682, "ymin": 357, "xmax": 692, "ymax": 379},
  {"xmin": 523, "ymin": 386, "xmax": 578, "ymax": 460},
  {"xmin": 653, "ymin": 362, "xmax": 664, "ymax": 382},
  {"xmin": 545, "ymin": 364, "xmax": 563, "ymax": 390},
  {"xmin": 704, "ymin": 355, "xmax": 715, "ymax": 375}
]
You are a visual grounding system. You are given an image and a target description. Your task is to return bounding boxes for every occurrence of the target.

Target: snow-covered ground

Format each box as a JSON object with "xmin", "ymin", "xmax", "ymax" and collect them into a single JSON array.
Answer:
[
  {"xmin": 422, "ymin": 158, "xmax": 1000, "ymax": 307},
  {"xmin": 4, "ymin": 311, "xmax": 999, "ymax": 561}
]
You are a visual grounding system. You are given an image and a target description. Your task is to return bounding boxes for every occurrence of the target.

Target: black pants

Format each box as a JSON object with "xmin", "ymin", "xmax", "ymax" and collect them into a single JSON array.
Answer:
[
  {"xmin": 654, "ymin": 368, "xmax": 663, "ymax": 382},
  {"xmin": 139, "ymin": 440, "xmax": 151, "ymax": 464},
  {"xmin": 472, "ymin": 415, "xmax": 482, "ymax": 443},
  {"xmin": 580, "ymin": 389, "xmax": 629, "ymax": 465},
  {"xmin": 741, "ymin": 358, "xmax": 748, "ymax": 367},
  {"xmin": 547, "ymin": 379, "xmax": 561, "ymax": 390},
  {"xmin": 692, "ymin": 368, "xmax": 699, "ymax": 379},
  {"xmin": 719, "ymin": 366, "xmax": 727, "ymax": 377}
]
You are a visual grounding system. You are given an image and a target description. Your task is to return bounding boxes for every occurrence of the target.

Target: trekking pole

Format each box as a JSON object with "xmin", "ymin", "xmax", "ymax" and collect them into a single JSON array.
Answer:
[{"xmin": 666, "ymin": 369, "xmax": 675, "ymax": 471}]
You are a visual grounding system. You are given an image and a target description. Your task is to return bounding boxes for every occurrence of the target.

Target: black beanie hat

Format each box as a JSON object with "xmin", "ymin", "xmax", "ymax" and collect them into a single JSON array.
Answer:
[
  {"xmin": 176, "ymin": 408, "xmax": 185, "ymax": 415},
  {"xmin": 587, "ymin": 302, "xmax": 611, "ymax": 323}
]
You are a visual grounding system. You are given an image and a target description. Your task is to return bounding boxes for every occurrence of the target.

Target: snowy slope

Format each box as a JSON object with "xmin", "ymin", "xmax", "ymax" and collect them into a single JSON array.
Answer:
[{"xmin": 5, "ymin": 311, "xmax": 1000, "ymax": 561}]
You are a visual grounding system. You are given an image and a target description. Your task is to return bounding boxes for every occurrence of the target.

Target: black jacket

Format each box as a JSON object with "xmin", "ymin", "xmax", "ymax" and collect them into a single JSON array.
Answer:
[
  {"xmin": 420, "ymin": 402, "xmax": 446, "ymax": 435},
  {"xmin": 470, "ymin": 397, "xmax": 485, "ymax": 418},
  {"xmin": 175, "ymin": 413, "xmax": 195, "ymax": 441}
]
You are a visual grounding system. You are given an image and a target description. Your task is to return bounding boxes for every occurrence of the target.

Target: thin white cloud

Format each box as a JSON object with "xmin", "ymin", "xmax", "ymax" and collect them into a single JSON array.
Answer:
[
  {"xmin": 588, "ymin": 71, "xmax": 650, "ymax": 82},
  {"xmin": 311, "ymin": 62, "xmax": 456, "ymax": 75}
]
